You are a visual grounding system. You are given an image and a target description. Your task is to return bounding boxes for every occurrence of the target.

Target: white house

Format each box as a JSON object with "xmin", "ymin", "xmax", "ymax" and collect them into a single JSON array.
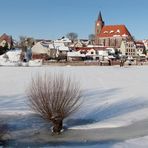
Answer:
[
  {"xmin": 67, "ymin": 50, "xmax": 85, "ymax": 61},
  {"xmin": 135, "ymin": 41, "xmax": 146, "ymax": 56},
  {"xmin": 31, "ymin": 42, "xmax": 50, "ymax": 60},
  {"xmin": 143, "ymin": 40, "xmax": 148, "ymax": 51},
  {"xmin": 120, "ymin": 40, "xmax": 136, "ymax": 57},
  {"xmin": 31, "ymin": 42, "xmax": 49, "ymax": 54}
]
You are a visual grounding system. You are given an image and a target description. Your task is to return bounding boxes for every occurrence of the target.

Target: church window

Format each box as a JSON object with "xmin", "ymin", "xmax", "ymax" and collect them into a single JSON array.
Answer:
[
  {"xmin": 104, "ymin": 31, "xmax": 108, "ymax": 34},
  {"xmin": 110, "ymin": 30, "xmax": 114, "ymax": 33}
]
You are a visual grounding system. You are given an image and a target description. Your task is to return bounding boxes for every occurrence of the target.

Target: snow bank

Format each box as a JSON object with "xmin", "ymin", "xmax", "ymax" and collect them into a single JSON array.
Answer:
[{"xmin": 28, "ymin": 59, "xmax": 43, "ymax": 67}]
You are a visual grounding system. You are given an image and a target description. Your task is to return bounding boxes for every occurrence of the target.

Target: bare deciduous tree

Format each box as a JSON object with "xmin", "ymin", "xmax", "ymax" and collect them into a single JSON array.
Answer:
[
  {"xmin": 19, "ymin": 36, "xmax": 35, "ymax": 61},
  {"xmin": 66, "ymin": 32, "xmax": 78, "ymax": 43},
  {"xmin": 19, "ymin": 36, "xmax": 35, "ymax": 51},
  {"xmin": 19, "ymin": 36, "xmax": 27, "ymax": 52},
  {"xmin": 27, "ymin": 73, "xmax": 82, "ymax": 135}
]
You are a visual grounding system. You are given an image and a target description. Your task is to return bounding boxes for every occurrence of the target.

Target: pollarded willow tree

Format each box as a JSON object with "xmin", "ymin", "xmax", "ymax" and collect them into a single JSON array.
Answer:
[{"xmin": 27, "ymin": 73, "xmax": 82, "ymax": 135}]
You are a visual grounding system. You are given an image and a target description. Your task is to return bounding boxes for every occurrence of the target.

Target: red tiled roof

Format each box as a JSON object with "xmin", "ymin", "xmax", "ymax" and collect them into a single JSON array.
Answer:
[
  {"xmin": 0, "ymin": 33, "xmax": 12, "ymax": 45},
  {"xmin": 97, "ymin": 25, "xmax": 131, "ymax": 38},
  {"xmin": 135, "ymin": 41, "xmax": 144, "ymax": 45}
]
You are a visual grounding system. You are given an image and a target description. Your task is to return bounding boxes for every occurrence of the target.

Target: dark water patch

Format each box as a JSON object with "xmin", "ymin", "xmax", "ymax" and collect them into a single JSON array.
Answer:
[
  {"xmin": 0, "ymin": 114, "xmax": 52, "ymax": 133},
  {"xmin": 65, "ymin": 118, "xmax": 95, "ymax": 127}
]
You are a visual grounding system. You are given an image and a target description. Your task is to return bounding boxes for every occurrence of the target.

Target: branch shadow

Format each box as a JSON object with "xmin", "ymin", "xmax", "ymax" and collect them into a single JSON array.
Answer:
[{"xmin": 66, "ymin": 88, "xmax": 148, "ymax": 127}]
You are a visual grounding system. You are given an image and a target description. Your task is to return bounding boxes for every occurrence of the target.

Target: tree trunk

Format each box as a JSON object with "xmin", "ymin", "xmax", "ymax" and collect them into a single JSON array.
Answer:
[{"xmin": 51, "ymin": 118, "xmax": 63, "ymax": 135}]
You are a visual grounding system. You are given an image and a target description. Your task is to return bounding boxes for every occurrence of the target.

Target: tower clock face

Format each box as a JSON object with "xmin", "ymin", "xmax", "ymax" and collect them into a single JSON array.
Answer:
[{"xmin": 97, "ymin": 23, "xmax": 100, "ymax": 26}]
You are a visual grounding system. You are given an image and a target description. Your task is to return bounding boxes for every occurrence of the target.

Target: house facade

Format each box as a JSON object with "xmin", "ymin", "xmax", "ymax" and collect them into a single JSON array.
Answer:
[
  {"xmin": 31, "ymin": 42, "xmax": 51, "ymax": 60},
  {"xmin": 143, "ymin": 40, "xmax": 148, "ymax": 51},
  {"xmin": 135, "ymin": 41, "xmax": 146, "ymax": 56},
  {"xmin": 0, "ymin": 33, "xmax": 13, "ymax": 49},
  {"xmin": 120, "ymin": 40, "xmax": 137, "ymax": 57}
]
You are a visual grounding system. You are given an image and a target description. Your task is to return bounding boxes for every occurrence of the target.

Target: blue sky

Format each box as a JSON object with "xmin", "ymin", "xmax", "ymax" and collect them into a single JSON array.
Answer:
[{"xmin": 0, "ymin": 0, "xmax": 147, "ymax": 40}]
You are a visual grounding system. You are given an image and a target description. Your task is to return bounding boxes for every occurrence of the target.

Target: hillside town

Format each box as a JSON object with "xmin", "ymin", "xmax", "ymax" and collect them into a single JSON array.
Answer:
[{"xmin": 0, "ymin": 12, "xmax": 148, "ymax": 67}]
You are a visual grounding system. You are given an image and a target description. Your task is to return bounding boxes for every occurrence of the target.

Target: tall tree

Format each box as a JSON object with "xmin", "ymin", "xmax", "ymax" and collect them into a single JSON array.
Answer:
[
  {"xmin": 66, "ymin": 32, "xmax": 78, "ymax": 43},
  {"xmin": 19, "ymin": 36, "xmax": 35, "ymax": 61},
  {"xmin": 0, "ymin": 42, "xmax": 9, "ymax": 55},
  {"xmin": 19, "ymin": 36, "xmax": 27, "ymax": 52},
  {"xmin": 19, "ymin": 36, "xmax": 35, "ymax": 51},
  {"xmin": 27, "ymin": 37, "xmax": 35, "ymax": 48}
]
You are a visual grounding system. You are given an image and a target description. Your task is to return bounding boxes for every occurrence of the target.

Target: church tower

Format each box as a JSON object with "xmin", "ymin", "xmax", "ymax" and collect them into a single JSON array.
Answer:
[{"xmin": 95, "ymin": 11, "xmax": 104, "ymax": 36}]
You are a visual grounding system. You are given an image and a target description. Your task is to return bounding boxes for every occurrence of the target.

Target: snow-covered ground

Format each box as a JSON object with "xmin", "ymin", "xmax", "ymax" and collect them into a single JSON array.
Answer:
[{"xmin": 0, "ymin": 65, "xmax": 148, "ymax": 147}]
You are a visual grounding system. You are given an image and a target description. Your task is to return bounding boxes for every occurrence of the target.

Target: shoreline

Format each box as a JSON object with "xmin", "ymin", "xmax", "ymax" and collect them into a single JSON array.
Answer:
[{"xmin": 1, "ymin": 114, "xmax": 148, "ymax": 147}]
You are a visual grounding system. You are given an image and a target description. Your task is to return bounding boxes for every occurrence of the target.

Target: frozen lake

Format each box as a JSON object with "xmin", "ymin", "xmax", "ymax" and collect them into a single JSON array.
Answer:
[{"xmin": 0, "ymin": 65, "xmax": 148, "ymax": 147}]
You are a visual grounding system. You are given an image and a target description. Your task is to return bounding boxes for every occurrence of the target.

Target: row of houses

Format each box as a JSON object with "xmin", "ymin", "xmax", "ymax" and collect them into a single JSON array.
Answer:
[
  {"xmin": 31, "ymin": 37, "xmax": 148, "ymax": 62},
  {"xmin": 0, "ymin": 33, "xmax": 148, "ymax": 62},
  {"xmin": 120, "ymin": 40, "xmax": 146, "ymax": 58}
]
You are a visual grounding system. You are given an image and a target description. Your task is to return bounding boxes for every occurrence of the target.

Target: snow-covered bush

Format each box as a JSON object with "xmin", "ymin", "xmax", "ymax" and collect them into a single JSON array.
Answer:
[{"xmin": 27, "ymin": 73, "xmax": 82, "ymax": 135}]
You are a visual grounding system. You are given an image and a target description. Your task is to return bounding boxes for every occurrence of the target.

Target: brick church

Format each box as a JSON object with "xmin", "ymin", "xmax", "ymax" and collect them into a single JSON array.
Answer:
[{"xmin": 95, "ymin": 12, "xmax": 133, "ymax": 48}]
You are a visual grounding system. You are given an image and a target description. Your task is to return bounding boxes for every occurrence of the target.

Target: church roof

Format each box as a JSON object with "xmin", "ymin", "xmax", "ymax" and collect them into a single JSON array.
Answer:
[{"xmin": 97, "ymin": 25, "xmax": 131, "ymax": 38}]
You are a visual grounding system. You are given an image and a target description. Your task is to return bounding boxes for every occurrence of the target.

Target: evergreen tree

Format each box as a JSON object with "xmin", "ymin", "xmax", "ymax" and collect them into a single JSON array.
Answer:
[{"xmin": 0, "ymin": 42, "xmax": 9, "ymax": 55}]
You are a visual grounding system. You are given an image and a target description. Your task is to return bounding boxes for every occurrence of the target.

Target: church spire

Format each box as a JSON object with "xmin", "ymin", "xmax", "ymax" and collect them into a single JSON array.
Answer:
[
  {"xmin": 98, "ymin": 11, "xmax": 103, "ymax": 22},
  {"xmin": 95, "ymin": 11, "xmax": 105, "ymax": 44}
]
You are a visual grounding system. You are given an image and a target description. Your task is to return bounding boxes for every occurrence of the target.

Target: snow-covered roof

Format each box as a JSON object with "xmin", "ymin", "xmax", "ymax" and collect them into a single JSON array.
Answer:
[
  {"xmin": 98, "ymin": 25, "xmax": 131, "ymax": 38},
  {"xmin": 48, "ymin": 43, "xmax": 55, "ymax": 49},
  {"xmin": 58, "ymin": 46, "xmax": 69, "ymax": 51},
  {"xmin": 122, "ymin": 34, "xmax": 128, "ymax": 37},
  {"xmin": 60, "ymin": 37, "xmax": 71, "ymax": 43},
  {"xmin": 0, "ymin": 50, "xmax": 21, "ymax": 62},
  {"xmin": 116, "ymin": 29, "xmax": 120, "ymax": 33},
  {"xmin": 113, "ymin": 35, "xmax": 121, "ymax": 37},
  {"xmin": 54, "ymin": 37, "xmax": 71, "ymax": 43},
  {"xmin": 31, "ymin": 42, "xmax": 49, "ymax": 54},
  {"xmin": 67, "ymin": 51, "xmax": 85, "ymax": 57}
]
